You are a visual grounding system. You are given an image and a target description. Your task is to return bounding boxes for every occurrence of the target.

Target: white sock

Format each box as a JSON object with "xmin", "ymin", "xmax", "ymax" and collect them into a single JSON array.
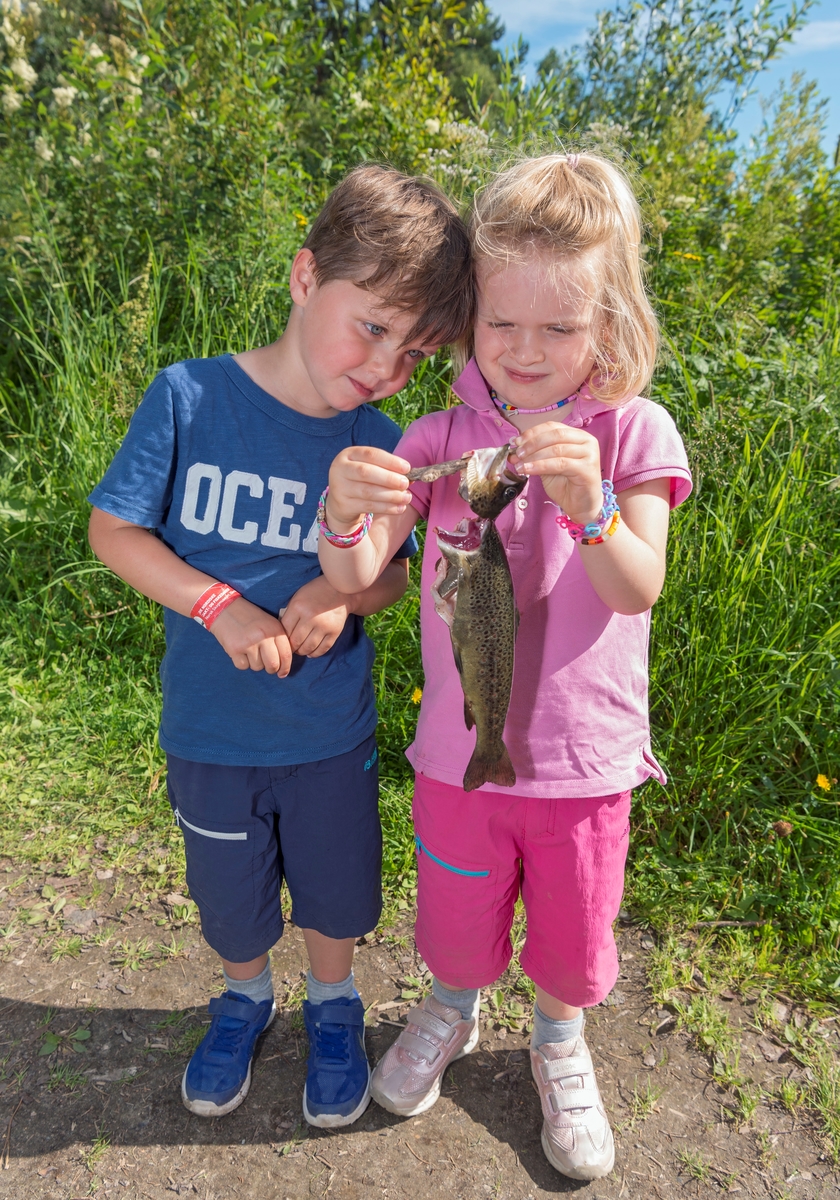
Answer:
[{"xmin": 531, "ymin": 1004, "xmax": 584, "ymax": 1048}]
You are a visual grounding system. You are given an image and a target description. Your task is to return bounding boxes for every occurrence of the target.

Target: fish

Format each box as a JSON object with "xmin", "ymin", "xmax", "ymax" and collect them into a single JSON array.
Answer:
[
  {"xmin": 431, "ymin": 444, "xmax": 526, "ymax": 792},
  {"xmin": 406, "ymin": 455, "xmax": 471, "ymax": 483}
]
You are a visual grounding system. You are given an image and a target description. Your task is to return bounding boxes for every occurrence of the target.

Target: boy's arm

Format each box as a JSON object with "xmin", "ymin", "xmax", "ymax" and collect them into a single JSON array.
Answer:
[
  {"xmin": 318, "ymin": 446, "xmax": 420, "ymax": 593},
  {"xmin": 88, "ymin": 507, "xmax": 294, "ymax": 676},
  {"xmin": 279, "ymin": 559, "xmax": 409, "ymax": 658}
]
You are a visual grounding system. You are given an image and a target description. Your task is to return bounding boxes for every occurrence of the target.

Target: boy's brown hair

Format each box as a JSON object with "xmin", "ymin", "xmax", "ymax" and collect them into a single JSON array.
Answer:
[{"xmin": 303, "ymin": 165, "xmax": 474, "ymax": 348}]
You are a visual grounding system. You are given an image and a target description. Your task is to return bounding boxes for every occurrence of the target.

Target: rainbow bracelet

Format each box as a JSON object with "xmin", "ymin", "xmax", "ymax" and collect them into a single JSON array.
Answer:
[
  {"xmin": 555, "ymin": 480, "xmax": 621, "ymax": 543},
  {"xmin": 317, "ymin": 487, "xmax": 373, "ymax": 548}
]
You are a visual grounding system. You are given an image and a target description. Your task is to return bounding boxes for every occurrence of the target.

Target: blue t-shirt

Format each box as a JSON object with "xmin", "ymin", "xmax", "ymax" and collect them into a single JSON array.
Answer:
[{"xmin": 88, "ymin": 354, "xmax": 416, "ymax": 766}]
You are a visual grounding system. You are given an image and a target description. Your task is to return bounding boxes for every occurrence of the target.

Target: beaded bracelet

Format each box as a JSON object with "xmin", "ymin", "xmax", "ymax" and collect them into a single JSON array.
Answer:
[
  {"xmin": 317, "ymin": 487, "xmax": 373, "ymax": 548},
  {"xmin": 555, "ymin": 480, "xmax": 620, "ymax": 543}
]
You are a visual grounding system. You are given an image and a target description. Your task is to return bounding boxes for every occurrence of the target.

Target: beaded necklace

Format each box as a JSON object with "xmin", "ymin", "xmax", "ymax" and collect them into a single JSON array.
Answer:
[{"xmin": 490, "ymin": 388, "xmax": 576, "ymax": 417}]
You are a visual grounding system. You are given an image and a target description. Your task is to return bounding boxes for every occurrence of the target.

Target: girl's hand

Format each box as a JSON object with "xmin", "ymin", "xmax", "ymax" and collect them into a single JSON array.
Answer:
[
  {"xmin": 210, "ymin": 597, "xmax": 293, "ymax": 677},
  {"xmin": 280, "ymin": 576, "xmax": 351, "ymax": 658},
  {"xmin": 326, "ymin": 446, "xmax": 412, "ymax": 531},
  {"xmin": 512, "ymin": 422, "xmax": 604, "ymax": 522}
]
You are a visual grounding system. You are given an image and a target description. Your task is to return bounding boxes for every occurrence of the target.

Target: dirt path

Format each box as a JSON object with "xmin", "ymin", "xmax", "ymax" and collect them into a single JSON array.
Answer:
[{"xmin": 0, "ymin": 861, "xmax": 838, "ymax": 1199}]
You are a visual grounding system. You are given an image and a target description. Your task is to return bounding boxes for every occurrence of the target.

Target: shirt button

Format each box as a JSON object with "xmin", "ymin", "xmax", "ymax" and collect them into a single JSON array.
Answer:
[
  {"xmin": 517, "ymin": 497, "xmax": 528, "ymax": 510},
  {"xmin": 582, "ymin": 416, "xmax": 592, "ymax": 427},
  {"xmin": 494, "ymin": 419, "xmax": 502, "ymax": 426}
]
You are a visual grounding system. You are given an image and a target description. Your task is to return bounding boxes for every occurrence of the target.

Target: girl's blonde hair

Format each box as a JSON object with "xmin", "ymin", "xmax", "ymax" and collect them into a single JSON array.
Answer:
[{"xmin": 466, "ymin": 152, "xmax": 658, "ymax": 403}]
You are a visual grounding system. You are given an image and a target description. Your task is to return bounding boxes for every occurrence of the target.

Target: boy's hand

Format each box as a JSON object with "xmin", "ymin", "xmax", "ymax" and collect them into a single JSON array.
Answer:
[
  {"xmin": 280, "ymin": 576, "xmax": 352, "ymax": 658},
  {"xmin": 512, "ymin": 422, "xmax": 604, "ymax": 523},
  {"xmin": 327, "ymin": 446, "xmax": 412, "ymax": 531},
  {"xmin": 209, "ymin": 597, "xmax": 293, "ymax": 677}
]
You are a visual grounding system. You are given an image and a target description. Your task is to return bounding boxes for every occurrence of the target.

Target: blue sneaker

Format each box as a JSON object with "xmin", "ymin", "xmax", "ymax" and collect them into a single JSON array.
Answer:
[
  {"xmin": 181, "ymin": 991, "xmax": 276, "ymax": 1117},
  {"xmin": 302, "ymin": 994, "xmax": 371, "ymax": 1128}
]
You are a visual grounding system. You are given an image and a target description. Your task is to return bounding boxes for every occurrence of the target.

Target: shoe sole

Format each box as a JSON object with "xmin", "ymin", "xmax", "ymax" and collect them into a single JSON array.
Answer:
[
  {"xmin": 181, "ymin": 1003, "xmax": 276, "ymax": 1118},
  {"xmin": 540, "ymin": 1125, "xmax": 615, "ymax": 1181},
  {"xmin": 370, "ymin": 1019, "xmax": 480, "ymax": 1118},
  {"xmin": 303, "ymin": 1062, "xmax": 372, "ymax": 1128}
]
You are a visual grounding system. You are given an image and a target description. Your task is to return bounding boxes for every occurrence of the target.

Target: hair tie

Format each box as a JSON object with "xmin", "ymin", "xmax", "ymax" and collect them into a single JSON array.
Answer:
[{"xmin": 565, "ymin": 154, "xmax": 580, "ymax": 170}]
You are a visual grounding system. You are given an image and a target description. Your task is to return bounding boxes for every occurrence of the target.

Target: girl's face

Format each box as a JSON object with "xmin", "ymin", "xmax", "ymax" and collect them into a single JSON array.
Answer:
[{"xmin": 474, "ymin": 253, "xmax": 602, "ymax": 414}]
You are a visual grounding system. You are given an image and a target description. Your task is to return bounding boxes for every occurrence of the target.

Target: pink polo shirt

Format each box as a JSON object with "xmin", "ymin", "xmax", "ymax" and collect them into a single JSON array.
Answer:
[{"xmin": 396, "ymin": 359, "xmax": 693, "ymax": 798}]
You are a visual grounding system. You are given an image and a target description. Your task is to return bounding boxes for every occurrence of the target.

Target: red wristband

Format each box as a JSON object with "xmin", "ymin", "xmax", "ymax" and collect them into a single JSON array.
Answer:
[{"xmin": 190, "ymin": 583, "xmax": 241, "ymax": 630}]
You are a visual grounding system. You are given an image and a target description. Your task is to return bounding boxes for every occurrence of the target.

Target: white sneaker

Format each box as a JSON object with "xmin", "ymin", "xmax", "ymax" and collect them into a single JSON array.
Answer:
[
  {"xmin": 370, "ymin": 993, "xmax": 480, "ymax": 1117},
  {"xmin": 530, "ymin": 1032, "xmax": 615, "ymax": 1180}
]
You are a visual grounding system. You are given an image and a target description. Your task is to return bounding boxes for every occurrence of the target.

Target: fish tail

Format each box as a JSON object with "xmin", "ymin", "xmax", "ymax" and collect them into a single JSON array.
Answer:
[{"xmin": 463, "ymin": 740, "xmax": 516, "ymax": 792}]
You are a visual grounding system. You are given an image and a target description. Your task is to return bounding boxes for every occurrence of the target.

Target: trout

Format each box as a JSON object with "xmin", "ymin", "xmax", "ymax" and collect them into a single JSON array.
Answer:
[{"xmin": 430, "ymin": 445, "xmax": 526, "ymax": 792}]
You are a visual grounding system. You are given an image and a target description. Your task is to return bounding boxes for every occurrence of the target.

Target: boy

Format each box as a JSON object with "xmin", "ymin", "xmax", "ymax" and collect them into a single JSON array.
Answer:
[{"xmin": 88, "ymin": 165, "xmax": 474, "ymax": 1128}]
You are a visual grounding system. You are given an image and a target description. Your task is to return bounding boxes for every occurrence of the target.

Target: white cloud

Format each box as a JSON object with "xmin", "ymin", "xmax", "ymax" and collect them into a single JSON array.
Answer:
[{"xmin": 793, "ymin": 19, "xmax": 840, "ymax": 51}]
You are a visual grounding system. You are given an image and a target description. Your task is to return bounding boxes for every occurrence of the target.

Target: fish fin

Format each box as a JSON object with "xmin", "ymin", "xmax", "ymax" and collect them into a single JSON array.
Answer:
[
  {"xmin": 463, "ymin": 695, "xmax": 475, "ymax": 732},
  {"xmin": 463, "ymin": 741, "xmax": 516, "ymax": 792},
  {"xmin": 450, "ymin": 639, "xmax": 464, "ymax": 676}
]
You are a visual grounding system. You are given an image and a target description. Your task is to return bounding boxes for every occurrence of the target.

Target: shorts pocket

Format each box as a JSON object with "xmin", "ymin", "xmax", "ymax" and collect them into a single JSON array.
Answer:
[
  {"xmin": 414, "ymin": 833, "xmax": 501, "ymax": 970},
  {"xmin": 174, "ymin": 807, "xmax": 255, "ymax": 926}
]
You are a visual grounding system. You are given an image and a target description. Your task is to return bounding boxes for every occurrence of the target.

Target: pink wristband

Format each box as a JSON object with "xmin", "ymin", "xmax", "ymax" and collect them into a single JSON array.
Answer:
[{"xmin": 190, "ymin": 583, "xmax": 241, "ymax": 629}]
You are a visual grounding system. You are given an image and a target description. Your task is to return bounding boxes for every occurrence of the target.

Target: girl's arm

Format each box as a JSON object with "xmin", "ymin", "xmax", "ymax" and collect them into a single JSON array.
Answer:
[
  {"xmin": 318, "ymin": 446, "xmax": 421, "ymax": 593},
  {"xmin": 511, "ymin": 424, "xmax": 670, "ymax": 615}
]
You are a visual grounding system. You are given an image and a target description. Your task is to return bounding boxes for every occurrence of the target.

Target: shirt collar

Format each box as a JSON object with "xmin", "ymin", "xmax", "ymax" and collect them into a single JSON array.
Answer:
[{"xmin": 450, "ymin": 358, "xmax": 628, "ymax": 427}]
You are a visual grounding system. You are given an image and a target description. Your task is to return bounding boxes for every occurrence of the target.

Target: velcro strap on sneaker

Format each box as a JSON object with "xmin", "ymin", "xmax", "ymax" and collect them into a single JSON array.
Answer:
[
  {"xmin": 208, "ymin": 996, "xmax": 266, "ymax": 1023},
  {"xmin": 549, "ymin": 1085, "xmax": 602, "ymax": 1113},
  {"xmin": 409, "ymin": 1007, "xmax": 458, "ymax": 1042},
  {"xmin": 396, "ymin": 1032, "xmax": 441, "ymax": 1063},
  {"xmin": 538, "ymin": 1055, "xmax": 592, "ymax": 1082},
  {"xmin": 313, "ymin": 1003, "xmax": 364, "ymax": 1027}
]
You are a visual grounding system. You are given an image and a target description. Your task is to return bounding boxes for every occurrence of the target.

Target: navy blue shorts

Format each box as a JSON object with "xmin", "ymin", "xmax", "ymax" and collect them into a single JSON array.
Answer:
[{"xmin": 166, "ymin": 734, "xmax": 382, "ymax": 962}]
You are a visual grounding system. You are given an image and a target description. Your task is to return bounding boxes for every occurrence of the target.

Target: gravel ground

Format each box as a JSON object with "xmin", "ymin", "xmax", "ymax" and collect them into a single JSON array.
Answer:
[{"xmin": 0, "ymin": 861, "xmax": 838, "ymax": 1199}]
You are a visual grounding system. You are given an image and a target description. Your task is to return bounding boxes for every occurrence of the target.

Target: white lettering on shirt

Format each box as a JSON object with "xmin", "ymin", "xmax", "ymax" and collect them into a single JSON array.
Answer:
[
  {"xmin": 302, "ymin": 515, "xmax": 319, "ymax": 553},
  {"xmin": 217, "ymin": 471, "xmax": 264, "ymax": 544},
  {"xmin": 261, "ymin": 477, "xmax": 307, "ymax": 550},
  {"xmin": 180, "ymin": 463, "xmax": 223, "ymax": 534}
]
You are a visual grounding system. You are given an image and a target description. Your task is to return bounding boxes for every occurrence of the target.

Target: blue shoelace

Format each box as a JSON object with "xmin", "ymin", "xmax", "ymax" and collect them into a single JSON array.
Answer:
[
  {"xmin": 312, "ymin": 1022, "xmax": 350, "ymax": 1066},
  {"xmin": 205, "ymin": 1014, "xmax": 251, "ymax": 1059}
]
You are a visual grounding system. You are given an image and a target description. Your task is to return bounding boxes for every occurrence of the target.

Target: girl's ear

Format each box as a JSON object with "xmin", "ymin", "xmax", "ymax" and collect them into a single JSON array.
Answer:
[{"xmin": 289, "ymin": 248, "xmax": 319, "ymax": 306}]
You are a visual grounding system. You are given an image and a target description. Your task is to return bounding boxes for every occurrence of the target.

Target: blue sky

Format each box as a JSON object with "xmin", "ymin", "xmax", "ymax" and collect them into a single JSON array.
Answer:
[{"xmin": 490, "ymin": 0, "xmax": 840, "ymax": 158}]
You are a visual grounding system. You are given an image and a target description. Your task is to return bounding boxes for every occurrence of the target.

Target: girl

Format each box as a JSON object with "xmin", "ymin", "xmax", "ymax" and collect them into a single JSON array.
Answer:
[{"xmin": 317, "ymin": 153, "xmax": 692, "ymax": 1180}]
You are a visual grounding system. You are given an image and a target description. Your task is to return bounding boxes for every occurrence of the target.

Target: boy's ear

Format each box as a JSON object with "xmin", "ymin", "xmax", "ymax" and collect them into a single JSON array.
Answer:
[{"xmin": 289, "ymin": 249, "xmax": 319, "ymax": 307}]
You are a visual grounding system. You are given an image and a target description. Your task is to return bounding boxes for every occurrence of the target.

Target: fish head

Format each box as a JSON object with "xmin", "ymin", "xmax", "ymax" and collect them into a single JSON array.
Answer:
[
  {"xmin": 457, "ymin": 444, "xmax": 526, "ymax": 519},
  {"xmin": 434, "ymin": 517, "xmax": 491, "ymax": 577}
]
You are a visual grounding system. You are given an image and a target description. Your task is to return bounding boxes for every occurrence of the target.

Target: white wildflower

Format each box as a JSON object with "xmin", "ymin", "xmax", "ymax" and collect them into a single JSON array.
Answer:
[
  {"xmin": 125, "ymin": 84, "xmax": 142, "ymax": 100},
  {"xmin": 1, "ymin": 2, "xmax": 23, "ymax": 20},
  {"xmin": 1, "ymin": 84, "xmax": 22, "ymax": 113},
  {"xmin": 91, "ymin": 152, "xmax": 103, "ymax": 163},
  {"xmin": 424, "ymin": 118, "xmax": 440, "ymax": 135},
  {"xmin": 88, "ymin": 42, "xmax": 104, "ymax": 59},
  {"xmin": 4, "ymin": 28, "xmax": 25, "ymax": 56},
  {"xmin": 79, "ymin": 129, "xmax": 92, "ymax": 146},
  {"xmin": 136, "ymin": 54, "xmax": 150, "ymax": 69},
  {"xmin": 144, "ymin": 145, "xmax": 161, "ymax": 159},
  {"xmin": 52, "ymin": 85, "xmax": 77, "ymax": 108},
  {"xmin": 349, "ymin": 89, "xmax": 372, "ymax": 112},
  {"xmin": 68, "ymin": 154, "xmax": 82, "ymax": 168},
  {"xmin": 28, "ymin": 2, "xmax": 41, "ymax": 21},
  {"xmin": 96, "ymin": 59, "xmax": 116, "ymax": 76},
  {"xmin": 34, "ymin": 135, "xmax": 54, "ymax": 163},
  {"xmin": 10, "ymin": 56, "xmax": 36, "ymax": 88}
]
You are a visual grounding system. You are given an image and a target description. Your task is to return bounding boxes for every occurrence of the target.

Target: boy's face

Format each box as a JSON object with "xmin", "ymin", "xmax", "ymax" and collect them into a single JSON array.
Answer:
[{"xmin": 290, "ymin": 250, "xmax": 439, "ymax": 414}]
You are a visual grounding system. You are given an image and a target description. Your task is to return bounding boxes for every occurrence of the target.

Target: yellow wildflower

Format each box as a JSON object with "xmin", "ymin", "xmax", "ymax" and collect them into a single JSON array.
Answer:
[
  {"xmin": 294, "ymin": 211, "xmax": 308, "ymax": 232},
  {"xmin": 673, "ymin": 251, "xmax": 702, "ymax": 262},
  {"xmin": 411, "ymin": 687, "xmax": 423, "ymax": 704},
  {"xmin": 816, "ymin": 774, "xmax": 832, "ymax": 791}
]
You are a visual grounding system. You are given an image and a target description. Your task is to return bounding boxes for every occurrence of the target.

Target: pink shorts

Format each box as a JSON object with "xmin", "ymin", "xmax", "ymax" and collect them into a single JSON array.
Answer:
[{"xmin": 412, "ymin": 774, "xmax": 631, "ymax": 1008}]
